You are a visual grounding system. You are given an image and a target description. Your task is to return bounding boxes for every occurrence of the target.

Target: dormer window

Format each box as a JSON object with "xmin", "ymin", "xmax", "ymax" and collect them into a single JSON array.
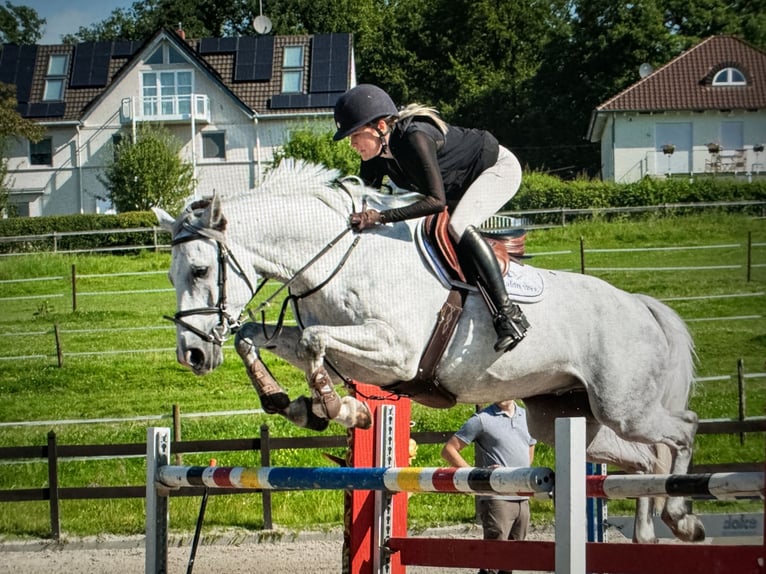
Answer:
[
  {"xmin": 281, "ymin": 45, "xmax": 304, "ymax": 93},
  {"xmin": 43, "ymin": 54, "xmax": 68, "ymax": 101},
  {"xmin": 712, "ymin": 67, "xmax": 746, "ymax": 86}
]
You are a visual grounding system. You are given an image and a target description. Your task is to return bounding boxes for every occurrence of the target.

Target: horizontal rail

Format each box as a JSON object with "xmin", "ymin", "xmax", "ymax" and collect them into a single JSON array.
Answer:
[{"xmin": 157, "ymin": 465, "xmax": 556, "ymax": 496}]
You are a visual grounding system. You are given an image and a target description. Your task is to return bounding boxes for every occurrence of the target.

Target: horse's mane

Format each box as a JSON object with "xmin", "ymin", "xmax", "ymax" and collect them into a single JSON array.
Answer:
[{"xmin": 222, "ymin": 159, "xmax": 423, "ymax": 218}]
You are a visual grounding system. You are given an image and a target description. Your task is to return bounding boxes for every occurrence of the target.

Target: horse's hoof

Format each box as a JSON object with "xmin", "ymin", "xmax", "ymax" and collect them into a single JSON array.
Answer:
[
  {"xmin": 353, "ymin": 405, "xmax": 372, "ymax": 429},
  {"xmin": 261, "ymin": 392, "xmax": 290, "ymax": 414},
  {"xmin": 305, "ymin": 409, "xmax": 330, "ymax": 432}
]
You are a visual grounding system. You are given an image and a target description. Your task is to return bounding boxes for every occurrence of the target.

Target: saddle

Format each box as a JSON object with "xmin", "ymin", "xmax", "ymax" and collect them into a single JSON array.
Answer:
[
  {"xmin": 382, "ymin": 210, "xmax": 527, "ymax": 408},
  {"xmin": 423, "ymin": 209, "xmax": 526, "ymax": 282}
]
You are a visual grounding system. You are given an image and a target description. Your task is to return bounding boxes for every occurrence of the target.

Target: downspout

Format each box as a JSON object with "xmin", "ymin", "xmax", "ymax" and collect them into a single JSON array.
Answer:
[
  {"xmin": 76, "ymin": 124, "xmax": 84, "ymax": 214},
  {"xmin": 253, "ymin": 116, "xmax": 262, "ymax": 185},
  {"xmin": 190, "ymin": 100, "xmax": 197, "ymax": 197}
]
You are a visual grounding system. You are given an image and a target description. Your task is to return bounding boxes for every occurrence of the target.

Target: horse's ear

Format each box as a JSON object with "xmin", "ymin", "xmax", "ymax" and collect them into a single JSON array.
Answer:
[
  {"xmin": 152, "ymin": 207, "xmax": 175, "ymax": 233},
  {"xmin": 209, "ymin": 194, "xmax": 227, "ymax": 232}
]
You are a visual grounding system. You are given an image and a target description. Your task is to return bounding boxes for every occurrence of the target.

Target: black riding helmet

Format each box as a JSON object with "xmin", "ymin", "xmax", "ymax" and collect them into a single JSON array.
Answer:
[{"xmin": 333, "ymin": 84, "xmax": 399, "ymax": 141}]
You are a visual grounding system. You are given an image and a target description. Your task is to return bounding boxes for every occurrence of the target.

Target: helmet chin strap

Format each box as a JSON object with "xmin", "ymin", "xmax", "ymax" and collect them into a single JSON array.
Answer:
[{"xmin": 374, "ymin": 125, "xmax": 390, "ymax": 157}]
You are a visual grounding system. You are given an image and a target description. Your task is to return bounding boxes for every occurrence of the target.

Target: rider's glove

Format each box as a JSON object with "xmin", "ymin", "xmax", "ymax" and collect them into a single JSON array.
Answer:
[{"xmin": 349, "ymin": 209, "xmax": 383, "ymax": 231}]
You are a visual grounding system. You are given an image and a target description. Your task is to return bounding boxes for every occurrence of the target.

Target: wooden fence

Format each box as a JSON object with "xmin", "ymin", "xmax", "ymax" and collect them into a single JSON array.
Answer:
[{"xmin": 0, "ymin": 418, "xmax": 763, "ymax": 541}]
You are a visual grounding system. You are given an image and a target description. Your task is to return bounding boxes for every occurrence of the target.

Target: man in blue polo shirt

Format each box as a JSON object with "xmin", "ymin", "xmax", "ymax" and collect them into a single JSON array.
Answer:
[{"xmin": 441, "ymin": 399, "xmax": 536, "ymax": 574}]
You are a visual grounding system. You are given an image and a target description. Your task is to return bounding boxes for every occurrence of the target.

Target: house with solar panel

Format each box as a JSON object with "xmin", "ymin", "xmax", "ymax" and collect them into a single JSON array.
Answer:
[
  {"xmin": 587, "ymin": 36, "xmax": 766, "ymax": 183},
  {"xmin": 0, "ymin": 28, "xmax": 355, "ymax": 216}
]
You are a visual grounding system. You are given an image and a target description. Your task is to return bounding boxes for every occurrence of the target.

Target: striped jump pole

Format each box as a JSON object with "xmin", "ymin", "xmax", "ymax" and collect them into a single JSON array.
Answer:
[{"xmin": 157, "ymin": 463, "xmax": 556, "ymax": 496}]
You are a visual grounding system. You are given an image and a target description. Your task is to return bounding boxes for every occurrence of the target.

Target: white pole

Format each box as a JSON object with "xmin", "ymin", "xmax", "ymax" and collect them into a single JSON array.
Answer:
[
  {"xmin": 146, "ymin": 427, "xmax": 171, "ymax": 574},
  {"xmin": 555, "ymin": 417, "xmax": 587, "ymax": 574}
]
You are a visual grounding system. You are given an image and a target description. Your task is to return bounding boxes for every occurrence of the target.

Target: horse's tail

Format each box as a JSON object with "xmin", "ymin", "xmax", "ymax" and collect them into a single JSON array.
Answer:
[{"xmin": 636, "ymin": 294, "xmax": 697, "ymax": 410}]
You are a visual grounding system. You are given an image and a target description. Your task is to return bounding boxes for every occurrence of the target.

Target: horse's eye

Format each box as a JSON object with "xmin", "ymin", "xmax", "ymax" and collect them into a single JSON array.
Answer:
[{"xmin": 191, "ymin": 266, "xmax": 208, "ymax": 279}]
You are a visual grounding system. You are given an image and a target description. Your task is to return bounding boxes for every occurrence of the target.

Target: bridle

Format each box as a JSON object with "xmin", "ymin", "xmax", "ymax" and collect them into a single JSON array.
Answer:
[
  {"xmin": 164, "ymin": 222, "xmax": 256, "ymax": 346},
  {"xmin": 164, "ymin": 191, "xmax": 361, "ymax": 347}
]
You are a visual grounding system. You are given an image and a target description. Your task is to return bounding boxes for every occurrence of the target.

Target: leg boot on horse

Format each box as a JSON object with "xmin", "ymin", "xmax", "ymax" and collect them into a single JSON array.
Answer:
[{"xmin": 458, "ymin": 226, "xmax": 529, "ymax": 352}]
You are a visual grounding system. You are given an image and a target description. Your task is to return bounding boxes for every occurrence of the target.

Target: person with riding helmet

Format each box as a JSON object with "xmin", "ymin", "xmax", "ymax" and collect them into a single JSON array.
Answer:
[{"xmin": 333, "ymin": 84, "xmax": 529, "ymax": 352}]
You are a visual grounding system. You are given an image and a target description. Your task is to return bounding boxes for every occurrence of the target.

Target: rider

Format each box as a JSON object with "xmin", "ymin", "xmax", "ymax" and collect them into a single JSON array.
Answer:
[{"xmin": 333, "ymin": 84, "xmax": 529, "ymax": 352}]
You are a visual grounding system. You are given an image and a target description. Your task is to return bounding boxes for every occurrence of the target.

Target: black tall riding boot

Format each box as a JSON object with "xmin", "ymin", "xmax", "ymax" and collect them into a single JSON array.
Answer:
[{"xmin": 457, "ymin": 226, "xmax": 530, "ymax": 352}]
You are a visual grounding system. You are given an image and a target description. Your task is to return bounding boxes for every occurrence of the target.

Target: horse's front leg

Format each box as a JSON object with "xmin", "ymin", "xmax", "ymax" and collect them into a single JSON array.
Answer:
[
  {"xmin": 235, "ymin": 324, "xmax": 330, "ymax": 431},
  {"xmin": 300, "ymin": 321, "xmax": 413, "ymax": 429}
]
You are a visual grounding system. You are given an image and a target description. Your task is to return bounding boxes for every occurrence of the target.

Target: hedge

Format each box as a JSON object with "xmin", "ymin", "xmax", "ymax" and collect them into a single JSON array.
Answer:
[{"xmin": 1, "ymin": 176, "xmax": 765, "ymax": 253}]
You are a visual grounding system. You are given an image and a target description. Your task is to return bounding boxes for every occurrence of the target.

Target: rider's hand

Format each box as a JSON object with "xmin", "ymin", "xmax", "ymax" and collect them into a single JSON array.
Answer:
[{"xmin": 349, "ymin": 209, "xmax": 382, "ymax": 231}]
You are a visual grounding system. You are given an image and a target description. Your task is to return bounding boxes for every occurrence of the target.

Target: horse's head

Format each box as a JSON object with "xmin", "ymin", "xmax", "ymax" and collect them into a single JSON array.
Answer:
[{"xmin": 154, "ymin": 196, "xmax": 257, "ymax": 375}]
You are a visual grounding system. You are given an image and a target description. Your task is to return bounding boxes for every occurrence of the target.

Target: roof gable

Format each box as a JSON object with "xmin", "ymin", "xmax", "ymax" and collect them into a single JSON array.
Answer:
[
  {"xmin": 0, "ymin": 29, "xmax": 353, "ymax": 122},
  {"xmin": 596, "ymin": 35, "xmax": 766, "ymax": 112}
]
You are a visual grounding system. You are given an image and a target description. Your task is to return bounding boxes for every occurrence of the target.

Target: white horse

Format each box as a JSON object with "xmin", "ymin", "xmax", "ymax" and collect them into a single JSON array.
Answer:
[{"xmin": 154, "ymin": 160, "xmax": 703, "ymax": 544}]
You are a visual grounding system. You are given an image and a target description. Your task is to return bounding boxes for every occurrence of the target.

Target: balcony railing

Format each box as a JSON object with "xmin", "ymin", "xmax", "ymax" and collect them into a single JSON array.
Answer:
[{"xmin": 120, "ymin": 94, "xmax": 211, "ymax": 124}]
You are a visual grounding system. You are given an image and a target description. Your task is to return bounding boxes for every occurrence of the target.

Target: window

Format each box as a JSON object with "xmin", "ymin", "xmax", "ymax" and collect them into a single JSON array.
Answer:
[
  {"xmin": 202, "ymin": 132, "xmax": 226, "ymax": 159},
  {"xmin": 30, "ymin": 137, "xmax": 53, "ymax": 165},
  {"xmin": 712, "ymin": 67, "xmax": 746, "ymax": 86},
  {"xmin": 281, "ymin": 45, "xmax": 304, "ymax": 93},
  {"xmin": 142, "ymin": 70, "xmax": 193, "ymax": 116},
  {"xmin": 43, "ymin": 54, "xmax": 68, "ymax": 101},
  {"xmin": 146, "ymin": 44, "xmax": 186, "ymax": 65}
]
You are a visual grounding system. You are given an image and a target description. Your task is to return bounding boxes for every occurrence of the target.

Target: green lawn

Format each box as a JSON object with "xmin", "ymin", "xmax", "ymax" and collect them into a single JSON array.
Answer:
[{"xmin": 0, "ymin": 212, "xmax": 764, "ymax": 538}]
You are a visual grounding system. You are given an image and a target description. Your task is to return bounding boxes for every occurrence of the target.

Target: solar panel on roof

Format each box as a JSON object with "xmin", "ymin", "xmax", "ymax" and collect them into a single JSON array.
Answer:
[
  {"xmin": 0, "ymin": 44, "xmax": 38, "ymax": 103},
  {"xmin": 270, "ymin": 92, "xmax": 342, "ymax": 109},
  {"xmin": 112, "ymin": 40, "xmax": 140, "ymax": 58},
  {"xmin": 24, "ymin": 102, "xmax": 66, "ymax": 118},
  {"xmin": 233, "ymin": 36, "xmax": 273, "ymax": 82},
  {"xmin": 198, "ymin": 37, "xmax": 238, "ymax": 54},
  {"xmin": 70, "ymin": 41, "xmax": 112, "ymax": 88},
  {"xmin": 310, "ymin": 33, "xmax": 349, "ymax": 94},
  {"xmin": 0, "ymin": 44, "xmax": 20, "ymax": 84}
]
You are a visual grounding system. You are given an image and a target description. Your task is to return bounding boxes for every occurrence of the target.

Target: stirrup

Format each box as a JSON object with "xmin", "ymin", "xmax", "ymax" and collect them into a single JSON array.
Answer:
[{"xmin": 493, "ymin": 306, "xmax": 529, "ymax": 353}]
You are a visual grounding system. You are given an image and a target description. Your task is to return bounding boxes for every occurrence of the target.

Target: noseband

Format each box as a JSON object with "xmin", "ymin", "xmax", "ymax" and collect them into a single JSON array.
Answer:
[{"xmin": 164, "ymin": 224, "xmax": 256, "ymax": 346}]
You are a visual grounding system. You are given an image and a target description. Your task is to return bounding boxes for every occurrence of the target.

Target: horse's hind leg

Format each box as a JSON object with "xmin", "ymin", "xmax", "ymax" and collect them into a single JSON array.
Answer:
[{"xmin": 602, "ymin": 404, "xmax": 705, "ymax": 542}]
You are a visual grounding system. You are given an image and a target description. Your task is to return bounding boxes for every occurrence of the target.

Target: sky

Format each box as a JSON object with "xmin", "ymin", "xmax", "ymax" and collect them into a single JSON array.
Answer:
[{"xmin": 24, "ymin": 0, "xmax": 131, "ymax": 44}]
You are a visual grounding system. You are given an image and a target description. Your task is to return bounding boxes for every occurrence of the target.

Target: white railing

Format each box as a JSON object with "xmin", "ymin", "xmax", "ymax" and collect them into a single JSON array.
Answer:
[{"xmin": 120, "ymin": 94, "xmax": 211, "ymax": 123}]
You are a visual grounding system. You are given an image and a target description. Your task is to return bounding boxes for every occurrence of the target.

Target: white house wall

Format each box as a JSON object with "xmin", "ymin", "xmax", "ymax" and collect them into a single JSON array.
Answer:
[
  {"xmin": 6, "ymin": 38, "xmax": 339, "ymax": 216},
  {"xmin": 605, "ymin": 110, "xmax": 766, "ymax": 183}
]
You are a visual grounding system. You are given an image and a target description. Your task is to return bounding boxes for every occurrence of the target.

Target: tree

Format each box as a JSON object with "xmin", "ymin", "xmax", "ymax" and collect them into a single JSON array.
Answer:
[
  {"xmin": 0, "ymin": 82, "xmax": 43, "ymax": 214},
  {"xmin": 63, "ymin": 0, "xmax": 254, "ymax": 43},
  {"xmin": 100, "ymin": 124, "xmax": 195, "ymax": 213},
  {"xmin": 272, "ymin": 128, "xmax": 360, "ymax": 175},
  {"xmin": 0, "ymin": 1, "xmax": 44, "ymax": 44}
]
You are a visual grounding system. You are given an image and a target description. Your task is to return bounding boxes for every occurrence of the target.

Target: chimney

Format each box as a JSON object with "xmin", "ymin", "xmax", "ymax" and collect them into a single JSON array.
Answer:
[{"xmin": 176, "ymin": 23, "xmax": 185, "ymax": 40}]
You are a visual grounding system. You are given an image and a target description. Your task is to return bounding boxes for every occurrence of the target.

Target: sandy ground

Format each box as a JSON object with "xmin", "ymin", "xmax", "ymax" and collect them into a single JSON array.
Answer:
[{"xmin": 0, "ymin": 524, "xmax": 575, "ymax": 574}]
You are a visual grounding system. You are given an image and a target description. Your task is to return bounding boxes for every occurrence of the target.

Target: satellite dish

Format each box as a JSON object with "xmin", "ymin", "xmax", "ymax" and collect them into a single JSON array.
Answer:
[
  {"xmin": 639, "ymin": 63, "xmax": 653, "ymax": 78},
  {"xmin": 253, "ymin": 14, "xmax": 272, "ymax": 35}
]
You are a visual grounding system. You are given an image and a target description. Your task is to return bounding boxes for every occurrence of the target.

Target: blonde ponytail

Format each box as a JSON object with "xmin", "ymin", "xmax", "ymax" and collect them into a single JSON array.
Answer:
[{"xmin": 395, "ymin": 103, "xmax": 448, "ymax": 135}]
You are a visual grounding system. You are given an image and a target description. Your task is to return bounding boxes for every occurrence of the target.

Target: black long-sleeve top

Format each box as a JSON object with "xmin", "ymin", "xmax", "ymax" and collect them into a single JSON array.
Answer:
[{"xmin": 359, "ymin": 117, "xmax": 500, "ymax": 222}]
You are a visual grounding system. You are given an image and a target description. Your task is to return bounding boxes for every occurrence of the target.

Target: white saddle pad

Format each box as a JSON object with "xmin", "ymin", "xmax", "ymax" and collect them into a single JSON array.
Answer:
[
  {"xmin": 415, "ymin": 219, "xmax": 545, "ymax": 303},
  {"xmin": 503, "ymin": 262, "xmax": 545, "ymax": 303}
]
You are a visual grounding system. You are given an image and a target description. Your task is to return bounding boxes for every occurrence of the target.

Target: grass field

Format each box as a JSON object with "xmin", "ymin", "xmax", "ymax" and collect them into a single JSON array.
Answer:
[{"xmin": 0, "ymin": 212, "xmax": 764, "ymax": 538}]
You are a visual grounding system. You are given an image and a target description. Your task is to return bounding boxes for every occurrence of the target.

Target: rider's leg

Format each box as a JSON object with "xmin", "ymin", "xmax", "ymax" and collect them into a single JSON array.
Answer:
[{"xmin": 457, "ymin": 225, "xmax": 529, "ymax": 352}]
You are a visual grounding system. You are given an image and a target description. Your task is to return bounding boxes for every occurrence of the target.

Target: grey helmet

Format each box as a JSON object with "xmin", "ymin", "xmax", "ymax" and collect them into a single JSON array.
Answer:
[{"xmin": 333, "ymin": 84, "xmax": 399, "ymax": 141}]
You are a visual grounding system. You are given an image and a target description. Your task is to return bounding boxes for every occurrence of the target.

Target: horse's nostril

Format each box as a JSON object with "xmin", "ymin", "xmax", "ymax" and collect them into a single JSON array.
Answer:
[{"xmin": 188, "ymin": 348, "xmax": 205, "ymax": 369}]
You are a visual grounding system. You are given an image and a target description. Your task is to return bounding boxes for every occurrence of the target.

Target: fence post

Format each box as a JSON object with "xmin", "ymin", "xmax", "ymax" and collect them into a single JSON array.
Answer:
[
  {"xmin": 53, "ymin": 323, "xmax": 64, "ymax": 368},
  {"xmin": 579, "ymin": 237, "xmax": 586, "ymax": 274},
  {"xmin": 738, "ymin": 359, "xmax": 746, "ymax": 446},
  {"xmin": 173, "ymin": 404, "xmax": 182, "ymax": 465},
  {"xmin": 71, "ymin": 264, "xmax": 77, "ymax": 312},
  {"xmin": 747, "ymin": 231, "xmax": 752, "ymax": 282},
  {"xmin": 260, "ymin": 424, "xmax": 273, "ymax": 529},
  {"xmin": 47, "ymin": 430, "xmax": 60, "ymax": 541},
  {"xmin": 146, "ymin": 427, "xmax": 170, "ymax": 574}
]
